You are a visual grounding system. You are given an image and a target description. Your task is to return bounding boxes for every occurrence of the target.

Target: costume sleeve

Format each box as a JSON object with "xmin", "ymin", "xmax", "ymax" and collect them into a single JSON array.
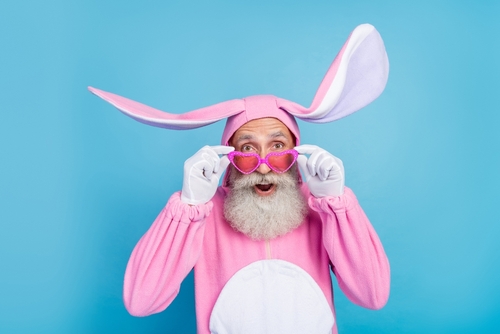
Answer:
[
  {"xmin": 308, "ymin": 187, "xmax": 390, "ymax": 310},
  {"xmin": 123, "ymin": 192, "xmax": 212, "ymax": 316}
]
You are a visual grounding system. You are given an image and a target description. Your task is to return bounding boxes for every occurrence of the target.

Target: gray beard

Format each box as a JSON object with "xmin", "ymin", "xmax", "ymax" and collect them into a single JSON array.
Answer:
[{"xmin": 223, "ymin": 165, "xmax": 308, "ymax": 240}]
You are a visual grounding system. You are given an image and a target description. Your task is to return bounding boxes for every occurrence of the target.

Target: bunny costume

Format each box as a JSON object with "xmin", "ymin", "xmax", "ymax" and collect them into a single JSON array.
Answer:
[{"xmin": 90, "ymin": 24, "xmax": 390, "ymax": 333}]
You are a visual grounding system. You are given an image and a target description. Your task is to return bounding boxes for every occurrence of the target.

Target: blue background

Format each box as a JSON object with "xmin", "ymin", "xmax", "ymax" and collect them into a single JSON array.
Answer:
[{"xmin": 1, "ymin": 0, "xmax": 499, "ymax": 333}]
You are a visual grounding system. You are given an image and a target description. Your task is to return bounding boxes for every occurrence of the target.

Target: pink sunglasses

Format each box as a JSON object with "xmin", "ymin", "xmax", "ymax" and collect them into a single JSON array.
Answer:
[{"xmin": 227, "ymin": 149, "xmax": 299, "ymax": 174}]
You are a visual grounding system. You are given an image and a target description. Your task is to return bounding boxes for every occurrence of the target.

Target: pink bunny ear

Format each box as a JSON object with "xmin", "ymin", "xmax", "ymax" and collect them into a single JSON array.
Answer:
[
  {"xmin": 277, "ymin": 24, "xmax": 389, "ymax": 123},
  {"xmin": 88, "ymin": 87, "xmax": 246, "ymax": 130}
]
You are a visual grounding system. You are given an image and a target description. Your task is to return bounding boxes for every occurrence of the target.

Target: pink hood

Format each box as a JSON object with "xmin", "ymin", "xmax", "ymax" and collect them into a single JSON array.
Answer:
[{"xmin": 221, "ymin": 95, "xmax": 300, "ymax": 145}]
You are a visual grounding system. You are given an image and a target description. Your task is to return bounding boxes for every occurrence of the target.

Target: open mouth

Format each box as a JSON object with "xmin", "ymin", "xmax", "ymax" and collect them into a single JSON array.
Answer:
[{"xmin": 254, "ymin": 183, "xmax": 276, "ymax": 196}]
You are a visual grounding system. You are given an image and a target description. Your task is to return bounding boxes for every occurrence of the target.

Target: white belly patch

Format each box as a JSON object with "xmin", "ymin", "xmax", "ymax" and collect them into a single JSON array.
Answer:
[{"xmin": 209, "ymin": 259, "xmax": 334, "ymax": 334}]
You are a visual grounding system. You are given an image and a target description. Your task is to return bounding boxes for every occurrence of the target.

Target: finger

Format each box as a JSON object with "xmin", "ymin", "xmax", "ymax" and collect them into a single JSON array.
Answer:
[
  {"xmin": 211, "ymin": 145, "xmax": 235, "ymax": 155},
  {"xmin": 215, "ymin": 155, "xmax": 231, "ymax": 178},
  {"xmin": 296, "ymin": 145, "xmax": 324, "ymax": 176},
  {"xmin": 316, "ymin": 153, "xmax": 335, "ymax": 181},
  {"xmin": 333, "ymin": 156, "xmax": 345, "ymax": 180},
  {"xmin": 307, "ymin": 149, "xmax": 324, "ymax": 177},
  {"xmin": 296, "ymin": 155, "xmax": 312, "ymax": 180},
  {"xmin": 333, "ymin": 156, "xmax": 344, "ymax": 170},
  {"xmin": 200, "ymin": 159, "xmax": 215, "ymax": 180},
  {"xmin": 201, "ymin": 148, "xmax": 220, "ymax": 175},
  {"xmin": 209, "ymin": 146, "xmax": 234, "ymax": 174},
  {"xmin": 189, "ymin": 157, "xmax": 213, "ymax": 180},
  {"xmin": 294, "ymin": 144, "xmax": 319, "ymax": 155}
]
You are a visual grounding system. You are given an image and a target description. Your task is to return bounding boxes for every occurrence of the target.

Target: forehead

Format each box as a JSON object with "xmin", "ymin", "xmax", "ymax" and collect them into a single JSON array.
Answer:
[{"xmin": 231, "ymin": 118, "xmax": 293, "ymax": 141}]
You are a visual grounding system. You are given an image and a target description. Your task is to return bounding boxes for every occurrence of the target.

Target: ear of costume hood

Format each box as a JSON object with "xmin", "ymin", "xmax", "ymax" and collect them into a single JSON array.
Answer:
[
  {"xmin": 88, "ymin": 23, "xmax": 388, "ymax": 131},
  {"xmin": 277, "ymin": 23, "xmax": 389, "ymax": 123},
  {"xmin": 88, "ymin": 87, "xmax": 246, "ymax": 130}
]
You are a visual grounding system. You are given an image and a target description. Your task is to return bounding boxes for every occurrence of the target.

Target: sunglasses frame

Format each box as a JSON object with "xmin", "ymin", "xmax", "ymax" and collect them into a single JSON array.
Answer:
[{"xmin": 227, "ymin": 149, "xmax": 299, "ymax": 174}]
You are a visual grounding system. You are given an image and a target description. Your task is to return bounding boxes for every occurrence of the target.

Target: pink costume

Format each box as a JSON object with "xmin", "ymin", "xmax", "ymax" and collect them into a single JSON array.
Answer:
[
  {"xmin": 123, "ymin": 185, "xmax": 389, "ymax": 334},
  {"xmin": 89, "ymin": 24, "xmax": 391, "ymax": 333}
]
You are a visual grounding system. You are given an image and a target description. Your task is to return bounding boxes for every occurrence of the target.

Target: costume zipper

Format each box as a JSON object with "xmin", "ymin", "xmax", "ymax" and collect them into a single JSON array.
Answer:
[{"xmin": 265, "ymin": 239, "xmax": 272, "ymax": 259}]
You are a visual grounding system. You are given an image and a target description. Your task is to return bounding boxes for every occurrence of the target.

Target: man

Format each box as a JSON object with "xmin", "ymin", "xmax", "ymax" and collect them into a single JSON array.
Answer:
[{"xmin": 90, "ymin": 24, "xmax": 390, "ymax": 333}]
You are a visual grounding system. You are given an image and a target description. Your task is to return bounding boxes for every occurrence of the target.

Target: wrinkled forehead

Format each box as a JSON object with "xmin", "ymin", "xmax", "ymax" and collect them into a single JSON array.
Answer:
[
  {"xmin": 221, "ymin": 95, "xmax": 300, "ymax": 146},
  {"xmin": 230, "ymin": 117, "xmax": 295, "ymax": 146}
]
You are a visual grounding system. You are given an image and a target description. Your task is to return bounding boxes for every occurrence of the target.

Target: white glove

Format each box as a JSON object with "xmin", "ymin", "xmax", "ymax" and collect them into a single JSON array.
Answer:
[
  {"xmin": 295, "ymin": 144, "xmax": 345, "ymax": 198},
  {"xmin": 181, "ymin": 145, "xmax": 234, "ymax": 205}
]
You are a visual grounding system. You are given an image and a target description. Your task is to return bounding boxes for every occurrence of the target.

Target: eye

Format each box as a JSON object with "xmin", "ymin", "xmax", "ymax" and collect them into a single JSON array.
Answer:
[
  {"xmin": 241, "ymin": 145, "xmax": 254, "ymax": 152},
  {"xmin": 274, "ymin": 143, "xmax": 285, "ymax": 150}
]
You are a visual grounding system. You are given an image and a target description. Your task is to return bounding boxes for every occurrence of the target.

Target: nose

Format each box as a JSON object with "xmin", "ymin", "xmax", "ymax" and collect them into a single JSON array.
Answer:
[
  {"xmin": 256, "ymin": 162, "xmax": 271, "ymax": 174},
  {"xmin": 255, "ymin": 151, "xmax": 271, "ymax": 174}
]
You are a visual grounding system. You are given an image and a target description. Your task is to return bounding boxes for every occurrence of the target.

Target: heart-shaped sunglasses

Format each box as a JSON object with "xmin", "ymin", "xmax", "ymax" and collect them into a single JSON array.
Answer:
[{"xmin": 227, "ymin": 149, "xmax": 299, "ymax": 174}]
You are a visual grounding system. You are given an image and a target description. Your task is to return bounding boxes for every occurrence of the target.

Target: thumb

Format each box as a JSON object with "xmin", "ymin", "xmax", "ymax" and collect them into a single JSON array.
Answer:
[
  {"xmin": 296, "ymin": 155, "xmax": 312, "ymax": 181},
  {"xmin": 294, "ymin": 144, "xmax": 319, "ymax": 155},
  {"xmin": 211, "ymin": 145, "xmax": 235, "ymax": 155},
  {"xmin": 214, "ymin": 155, "xmax": 231, "ymax": 178}
]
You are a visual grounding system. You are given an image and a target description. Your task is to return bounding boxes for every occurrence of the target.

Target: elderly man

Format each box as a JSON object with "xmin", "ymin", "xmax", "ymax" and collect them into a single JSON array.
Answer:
[{"xmin": 90, "ymin": 24, "xmax": 390, "ymax": 333}]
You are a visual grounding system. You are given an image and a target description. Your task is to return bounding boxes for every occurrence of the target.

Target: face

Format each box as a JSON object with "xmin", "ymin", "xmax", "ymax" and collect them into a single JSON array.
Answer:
[{"xmin": 229, "ymin": 117, "xmax": 295, "ymax": 197}]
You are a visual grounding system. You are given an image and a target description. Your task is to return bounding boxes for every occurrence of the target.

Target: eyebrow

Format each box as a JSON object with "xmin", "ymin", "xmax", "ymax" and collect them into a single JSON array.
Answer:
[
  {"xmin": 234, "ymin": 134, "xmax": 255, "ymax": 143},
  {"xmin": 269, "ymin": 131, "xmax": 288, "ymax": 140}
]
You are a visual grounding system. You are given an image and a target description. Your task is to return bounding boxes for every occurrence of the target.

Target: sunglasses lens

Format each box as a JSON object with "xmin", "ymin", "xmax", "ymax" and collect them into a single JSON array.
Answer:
[
  {"xmin": 233, "ymin": 155, "xmax": 260, "ymax": 173},
  {"xmin": 268, "ymin": 152, "xmax": 295, "ymax": 173}
]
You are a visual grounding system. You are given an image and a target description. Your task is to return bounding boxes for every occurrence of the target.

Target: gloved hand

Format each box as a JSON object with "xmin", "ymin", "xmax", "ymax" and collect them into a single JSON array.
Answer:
[
  {"xmin": 295, "ymin": 144, "xmax": 344, "ymax": 198},
  {"xmin": 181, "ymin": 145, "xmax": 234, "ymax": 205}
]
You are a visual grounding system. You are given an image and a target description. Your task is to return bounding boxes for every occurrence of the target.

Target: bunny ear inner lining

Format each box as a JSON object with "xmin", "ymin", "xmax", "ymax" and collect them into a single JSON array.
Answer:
[{"xmin": 278, "ymin": 24, "xmax": 389, "ymax": 123}]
